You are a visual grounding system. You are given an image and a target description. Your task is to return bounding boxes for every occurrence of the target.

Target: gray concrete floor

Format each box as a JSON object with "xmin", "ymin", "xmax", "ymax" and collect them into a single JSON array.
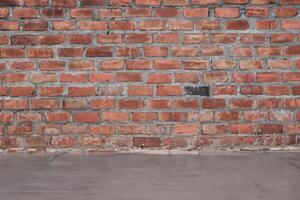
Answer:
[{"xmin": 0, "ymin": 152, "xmax": 299, "ymax": 200}]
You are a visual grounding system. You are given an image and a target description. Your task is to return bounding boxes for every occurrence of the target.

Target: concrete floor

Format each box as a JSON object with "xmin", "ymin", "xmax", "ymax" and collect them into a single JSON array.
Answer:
[{"xmin": 0, "ymin": 152, "xmax": 299, "ymax": 200}]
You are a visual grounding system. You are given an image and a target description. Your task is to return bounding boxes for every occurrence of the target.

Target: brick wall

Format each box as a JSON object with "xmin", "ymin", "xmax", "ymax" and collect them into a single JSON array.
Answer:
[{"xmin": 0, "ymin": 0, "xmax": 300, "ymax": 151}]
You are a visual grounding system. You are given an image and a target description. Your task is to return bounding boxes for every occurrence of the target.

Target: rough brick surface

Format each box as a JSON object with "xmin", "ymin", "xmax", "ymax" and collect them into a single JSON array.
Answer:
[{"xmin": 0, "ymin": 0, "xmax": 299, "ymax": 151}]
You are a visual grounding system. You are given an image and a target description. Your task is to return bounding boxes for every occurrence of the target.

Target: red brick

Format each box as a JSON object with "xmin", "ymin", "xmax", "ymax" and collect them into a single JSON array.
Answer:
[
  {"xmin": 160, "ymin": 112, "xmax": 186, "ymax": 122},
  {"xmin": 136, "ymin": 0, "xmax": 160, "ymax": 5},
  {"xmin": 50, "ymin": 136, "xmax": 76, "ymax": 148},
  {"xmin": 215, "ymin": 111, "xmax": 240, "ymax": 121},
  {"xmin": 52, "ymin": 21, "xmax": 76, "ymax": 31},
  {"xmin": 23, "ymin": 0, "xmax": 48, "ymax": 6},
  {"xmin": 257, "ymin": 47, "xmax": 281, "ymax": 56},
  {"xmin": 38, "ymin": 35, "xmax": 64, "ymax": 45},
  {"xmin": 184, "ymin": 8, "xmax": 209, "ymax": 17},
  {"xmin": 128, "ymin": 85, "xmax": 153, "ymax": 96},
  {"xmin": 259, "ymin": 124, "xmax": 283, "ymax": 134},
  {"xmin": 117, "ymin": 72, "xmax": 142, "ymax": 82},
  {"xmin": 111, "ymin": 21, "xmax": 136, "ymax": 31},
  {"xmin": 12, "ymin": 8, "xmax": 36, "ymax": 18},
  {"xmin": 127, "ymin": 8, "xmax": 152, "ymax": 17},
  {"xmin": 246, "ymin": 7, "xmax": 269, "ymax": 17},
  {"xmin": 69, "ymin": 60, "xmax": 94, "ymax": 71},
  {"xmin": 10, "ymin": 86, "xmax": 35, "ymax": 97},
  {"xmin": 90, "ymin": 125, "xmax": 115, "ymax": 135},
  {"xmin": 274, "ymin": 8, "xmax": 297, "ymax": 17},
  {"xmin": 40, "ymin": 61, "xmax": 65, "ymax": 71},
  {"xmin": 8, "ymin": 125, "xmax": 32, "ymax": 135},
  {"xmin": 230, "ymin": 99, "xmax": 254, "ymax": 109},
  {"xmin": 28, "ymin": 48, "xmax": 53, "ymax": 58},
  {"xmin": 81, "ymin": 0, "xmax": 106, "ymax": 6},
  {"xmin": 119, "ymin": 99, "xmax": 143, "ymax": 109},
  {"xmin": 202, "ymin": 98, "xmax": 226, "ymax": 109},
  {"xmin": 157, "ymin": 85, "xmax": 182, "ymax": 96},
  {"xmin": 31, "ymin": 74, "xmax": 56, "ymax": 83},
  {"xmin": 168, "ymin": 20, "xmax": 193, "ymax": 30},
  {"xmin": 1, "ymin": 74, "xmax": 27, "ymax": 83},
  {"xmin": 229, "ymin": 124, "xmax": 254, "ymax": 134},
  {"xmin": 211, "ymin": 34, "xmax": 237, "ymax": 43},
  {"xmin": 172, "ymin": 99, "xmax": 200, "ymax": 108},
  {"xmin": 281, "ymin": 19, "xmax": 300, "ymax": 30},
  {"xmin": 86, "ymin": 47, "xmax": 113, "ymax": 57},
  {"xmin": 201, "ymin": 46, "xmax": 224, "ymax": 56},
  {"xmin": 45, "ymin": 112, "xmax": 70, "ymax": 122},
  {"xmin": 52, "ymin": 0, "xmax": 77, "ymax": 7},
  {"xmin": 256, "ymin": 20, "xmax": 277, "ymax": 30},
  {"xmin": 172, "ymin": 47, "xmax": 198, "ymax": 57},
  {"xmin": 240, "ymin": 85, "xmax": 264, "ymax": 95},
  {"xmin": 97, "ymin": 34, "xmax": 122, "ymax": 44},
  {"xmin": 192, "ymin": 0, "xmax": 219, "ymax": 4},
  {"xmin": 0, "ymin": 35, "xmax": 8, "ymax": 44},
  {"xmin": 212, "ymin": 60, "xmax": 235, "ymax": 69},
  {"xmin": 1, "ymin": 48, "xmax": 25, "ymax": 58},
  {"xmin": 231, "ymin": 47, "xmax": 253, "ymax": 57},
  {"xmin": 127, "ymin": 60, "xmax": 151, "ymax": 70},
  {"xmin": 99, "ymin": 8, "xmax": 122, "ymax": 18},
  {"xmin": 24, "ymin": 20, "xmax": 48, "ymax": 31},
  {"xmin": 204, "ymin": 72, "xmax": 228, "ymax": 83},
  {"xmin": 133, "ymin": 137, "xmax": 161, "ymax": 148},
  {"xmin": 62, "ymin": 99, "xmax": 87, "ymax": 109},
  {"xmin": 266, "ymin": 86, "xmax": 289, "ymax": 96},
  {"xmin": 89, "ymin": 99, "xmax": 116, "ymax": 109},
  {"xmin": 195, "ymin": 20, "xmax": 220, "ymax": 30},
  {"xmin": 144, "ymin": 47, "xmax": 168, "ymax": 57},
  {"xmin": 224, "ymin": 0, "xmax": 248, "ymax": 3},
  {"xmin": 213, "ymin": 86, "xmax": 237, "ymax": 95},
  {"xmin": 67, "ymin": 34, "xmax": 92, "ymax": 44},
  {"xmin": 70, "ymin": 8, "xmax": 93, "ymax": 18},
  {"xmin": 125, "ymin": 34, "xmax": 152, "ymax": 43},
  {"xmin": 292, "ymin": 86, "xmax": 300, "ymax": 95},
  {"xmin": 118, "ymin": 125, "xmax": 144, "ymax": 135},
  {"xmin": 0, "ymin": 8, "xmax": 9, "ymax": 18},
  {"xmin": 140, "ymin": 20, "xmax": 164, "ymax": 31},
  {"xmin": 156, "ymin": 8, "xmax": 179, "ymax": 17},
  {"xmin": 183, "ymin": 60, "xmax": 209, "ymax": 70},
  {"xmin": 258, "ymin": 98, "xmax": 281, "ymax": 108},
  {"xmin": 40, "ymin": 86, "xmax": 64, "ymax": 96},
  {"xmin": 68, "ymin": 87, "xmax": 95, "ymax": 96},
  {"xmin": 147, "ymin": 73, "xmax": 172, "ymax": 83},
  {"xmin": 183, "ymin": 34, "xmax": 209, "ymax": 44},
  {"xmin": 58, "ymin": 48, "xmax": 83, "ymax": 57},
  {"xmin": 17, "ymin": 113, "xmax": 41, "ymax": 122},
  {"xmin": 215, "ymin": 8, "xmax": 240, "ymax": 18},
  {"xmin": 4, "ymin": 100, "xmax": 29, "ymax": 110},
  {"xmin": 240, "ymin": 60, "xmax": 263, "ymax": 70},
  {"xmin": 202, "ymin": 124, "xmax": 227, "ymax": 135},
  {"xmin": 132, "ymin": 112, "xmax": 158, "ymax": 122},
  {"xmin": 41, "ymin": 8, "xmax": 64, "ymax": 18},
  {"xmin": 0, "ymin": 112, "xmax": 13, "ymax": 123},
  {"xmin": 240, "ymin": 34, "xmax": 265, "ymax": 44},
  {"xmin": 146, "ymin": 99, "xmax": 171, "ymax": 109},
  {"xmin": 175, "ymin": 73, "xmax": 199, "ymax": 83},
  {"xmin": 32, "ymin": 99, "xmax": 59, "ymax": 110},
  {"xmin": 101, "ymin": 60, "xmax": 124, "ymax": 70},
  {"xmin": 173, "ymin": 124, "xmax": 198, "ymax": 135},
  {"xmin": 102, "ymin": 112, "xmax": 129, "ymax": 122},
  {"xmin": 155, "ymin": 33, "xmax": 179, "ymax": 43},
  {"xmin": 284, "ymin": 46, "xmax": 300, "ymax": 56},
  {"xmin": 80, "ymin": 21, "xmax": 107, "ymax": 31},
  {"xmin": 73, "ymin": 112, "xmax": 99, "ymax": 123},
  {"xmin": 0, "ymin": 21, "xmax": 19, "ymax": 31},
  {"xmin": 187, "ymin": 111, "xmax": 213, "ymax": 122},
  {"xmin": 226, "ymin": 20, "xmax": 249, "ymax": 30},
  {"xmin": 270, "ymin": 33, "xmax": 295, "ymax": 43},
  {"xmin": 154, "ymin": 59, "xmax": 180, "ymax": 69}
]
